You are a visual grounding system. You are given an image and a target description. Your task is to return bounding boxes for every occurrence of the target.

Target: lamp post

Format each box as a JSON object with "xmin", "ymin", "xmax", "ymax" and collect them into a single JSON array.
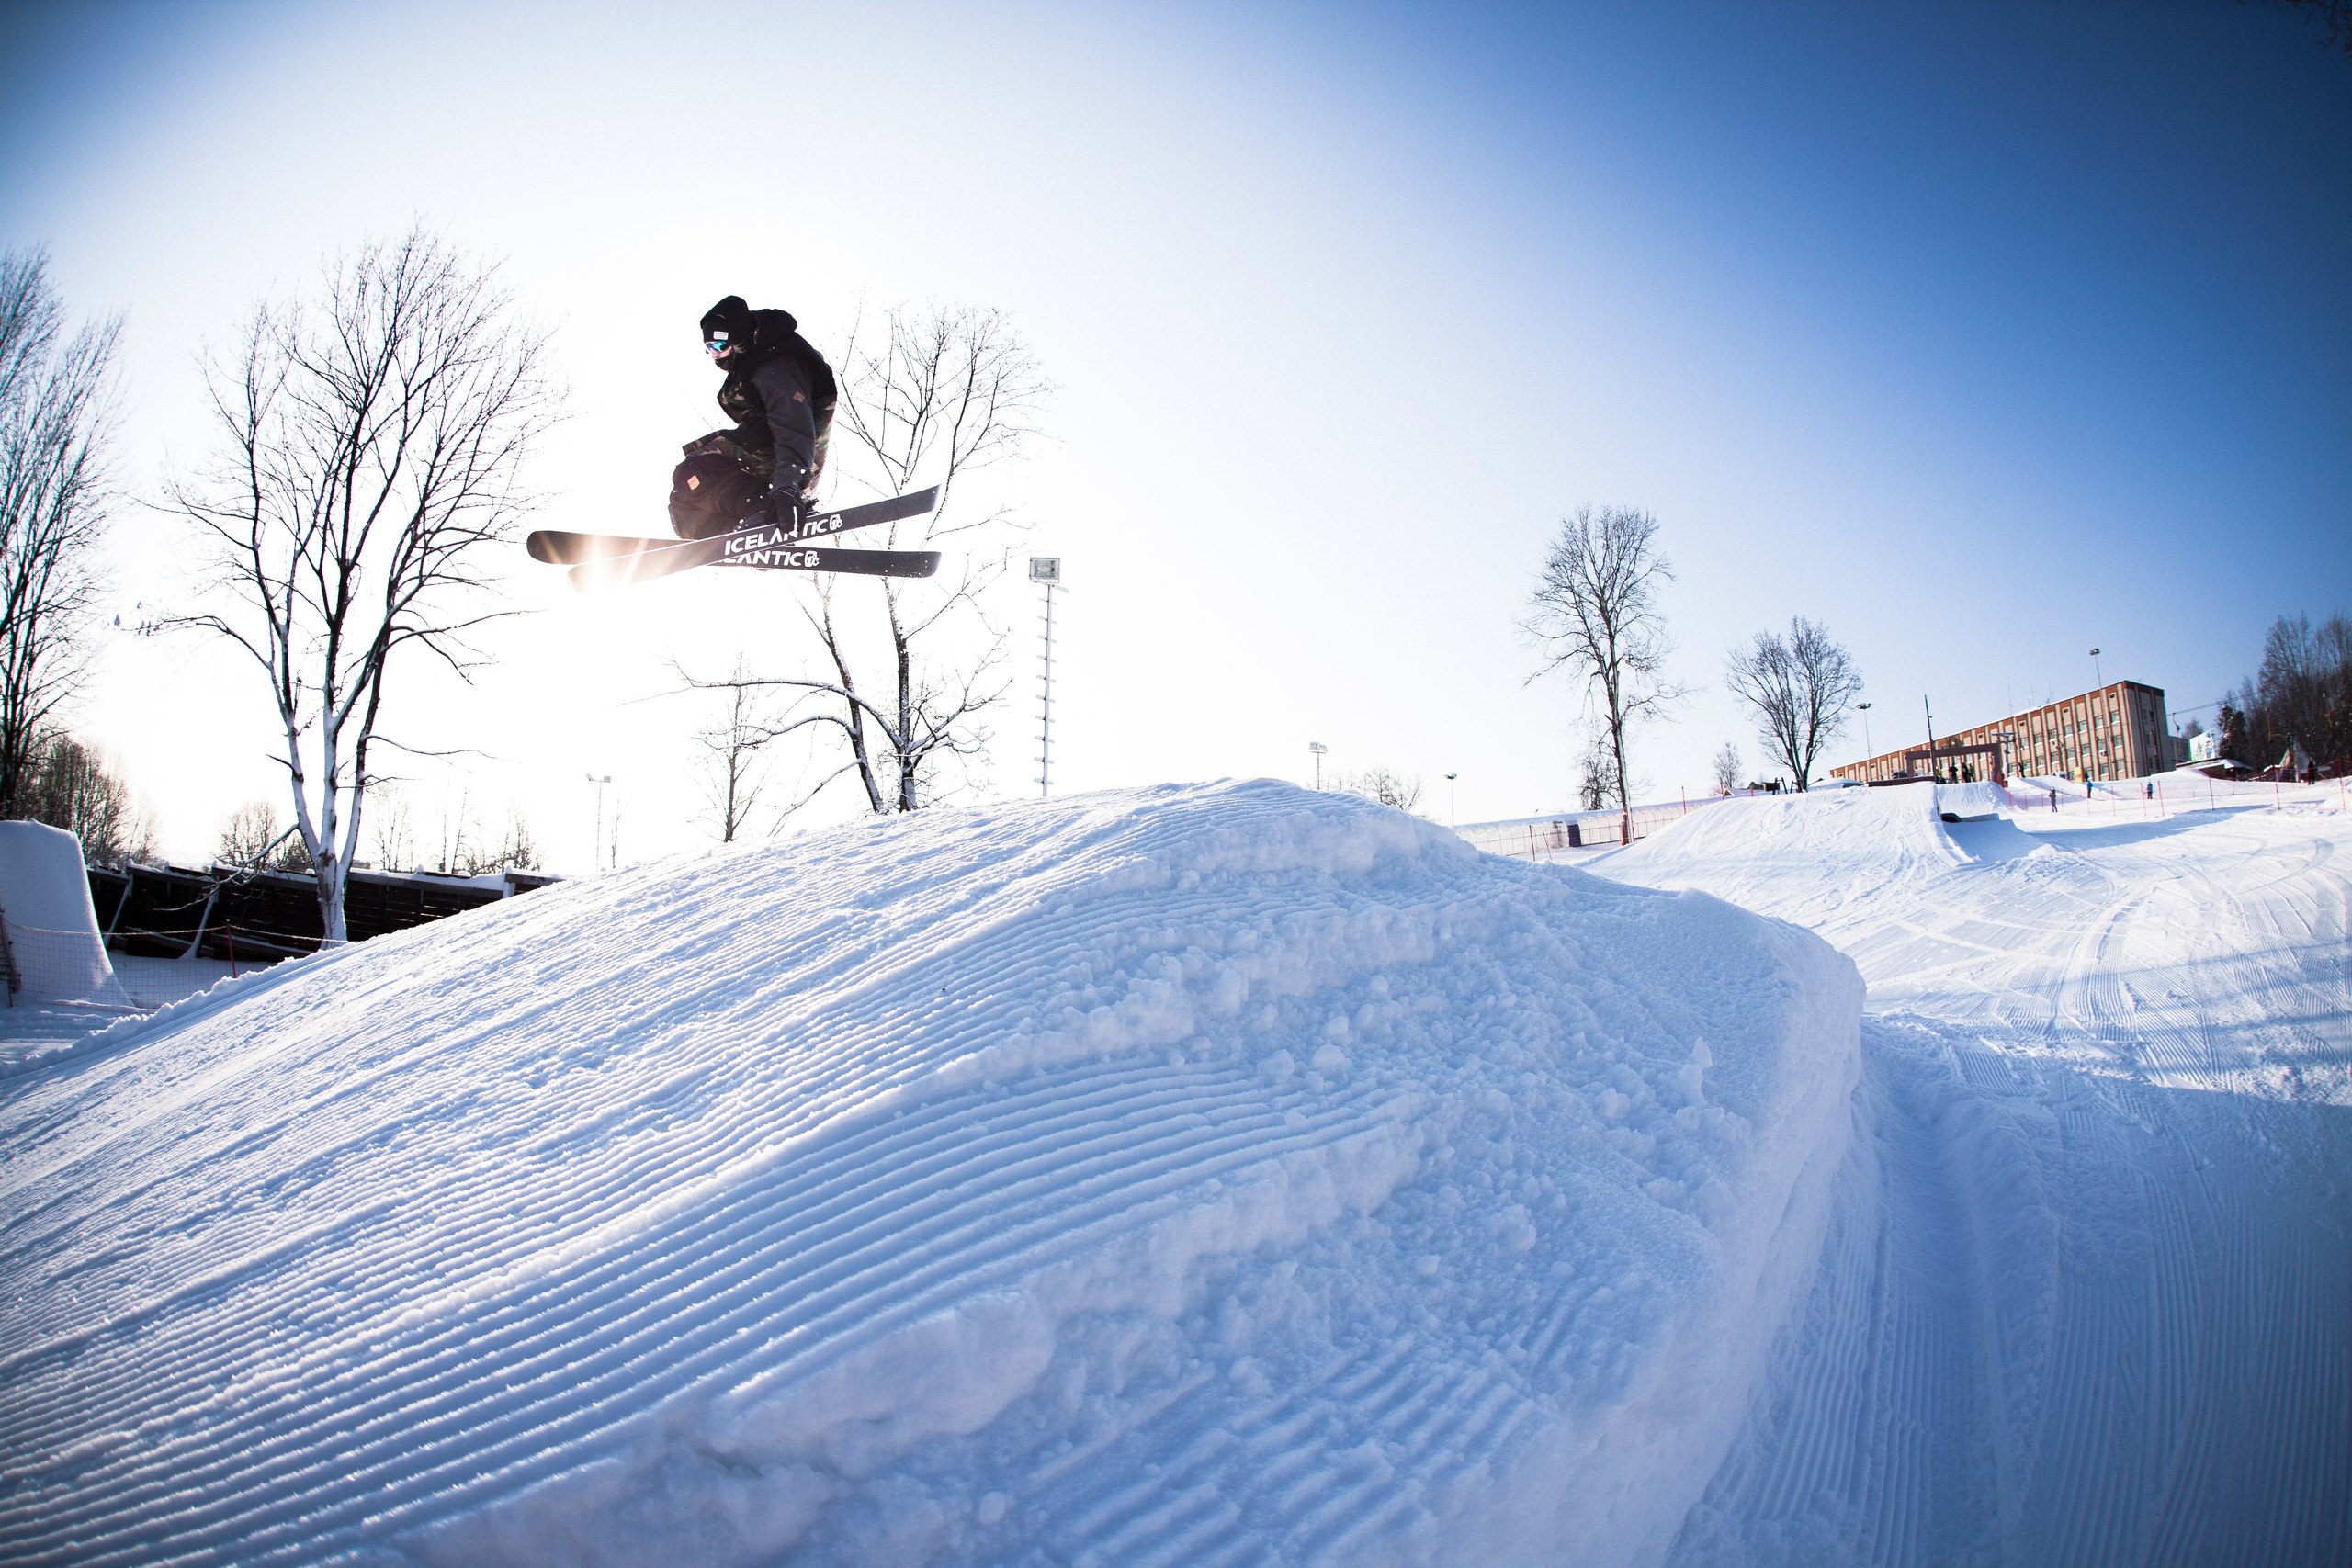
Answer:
[
  {"xmin": 2090, "ymin": 647, "xmax": 2104, "ymax": 689},
  {"xmin": 1307, "ymin": 741, "xmax": 1328, "ymax": 791},
  {"xmin": 1857, "ymin": 702, "xmax": 1873, "ymax": 776},
  {"xmin": 1445, "ymin": 773, "xmax": 1458, "ymax": 827}
]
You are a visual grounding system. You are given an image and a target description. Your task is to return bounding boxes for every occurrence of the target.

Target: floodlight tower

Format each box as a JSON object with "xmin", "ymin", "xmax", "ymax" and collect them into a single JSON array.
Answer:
[
  {"xmin": 1308, "ymin": 741, "xmax": 1328, "ymax": 791},
  {"xmin": 1031, "ymin": 557, "xmax": 1062, "ymax": 797}
]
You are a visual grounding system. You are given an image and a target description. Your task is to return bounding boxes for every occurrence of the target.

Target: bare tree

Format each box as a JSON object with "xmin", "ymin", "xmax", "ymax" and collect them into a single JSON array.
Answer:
[
  {"xmin": 217, "ymin": 798, "xmax": 311, "ymax": 871},
  {"xmin": 1523, "ymin": 505, "xmax": 1685, "ymax": 824},
  {"xmin": 0, "ymin": 250, "xmax": 120, "ymax": 817},
  {"xmin": 2227, "ymin": 610, "xmax": 2352, "ymax": 772},
  {"xmin": 368, "ymin": 781, "xmax": 416, "ymax": 871},
  {"xmin": 1576, "ymin": 723, "xmax": 1621, "ymax": 811},
  {"xmin": 1724, "ymin": 616, "xmax": 1865, "ymax": 791},
  {"xmin": 164, "ymin": 228, "xmax": 560, "ymax": 942},
  {"xmin": 451, "ymin": 807, "xmax": 538, "ymax": 876},
  {"xmin": 696, "ymin": 657, "xmax": 775, "ymax": 842},
  {"xmin": 697, "ymin": 304, "xmax": 1046, "ymax": 816},
  {"xmin": 1340, "ymin": 766, "xmax": 1423, "ymax": 812},
  {"xmin": 20, "ymin": 733, "xmax": 153, "ymax": 866},
  {"xmin": 1712, "ymin": 741, "xmax": 1742, "ymax": 795},
  {"xmin": 2265, "ymin": 0, "xmax": 2352, "ymax": 59}
]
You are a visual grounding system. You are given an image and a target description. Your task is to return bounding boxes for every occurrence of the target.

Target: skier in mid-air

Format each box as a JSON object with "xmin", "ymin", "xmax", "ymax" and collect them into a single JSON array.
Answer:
[
  {"xmin": 669, "ymin": 295, "xmax": 838, "ymax": 540},
  {"xmin": 529, "ymin": 297, "xmax": 940, "ymax": 588}
]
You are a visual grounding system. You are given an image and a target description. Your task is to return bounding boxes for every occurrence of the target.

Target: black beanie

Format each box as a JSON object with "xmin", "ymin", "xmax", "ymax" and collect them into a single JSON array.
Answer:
[{"xmin": 699, "ymin": 295, "xmax": 752, "ymax": 346}]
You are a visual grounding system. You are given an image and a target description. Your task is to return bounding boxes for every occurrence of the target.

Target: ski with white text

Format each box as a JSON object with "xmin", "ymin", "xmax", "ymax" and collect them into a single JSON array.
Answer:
[
  {"xmin": 566, "ymin": 538, "xmax": 939, "ymax": 592},
  {"xmin": 525, "ymin": 484, "xmax": 940, "ymax": 570}
]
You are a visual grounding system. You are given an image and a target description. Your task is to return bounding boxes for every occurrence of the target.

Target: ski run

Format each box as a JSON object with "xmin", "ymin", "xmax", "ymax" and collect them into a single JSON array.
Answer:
[{"xmin": 0, "ymin": 777, "xmax": 2343, "ymax": 1565}]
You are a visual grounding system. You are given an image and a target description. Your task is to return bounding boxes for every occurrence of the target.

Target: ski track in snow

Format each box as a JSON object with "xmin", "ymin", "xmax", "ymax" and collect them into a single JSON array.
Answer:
[
  {"xmin": 0, "ymin": 781, "xmax": 1860, "ymax": 1567},
  {"xmin": 1609, "ymin": 787, "xmax": 2351, "ymax": 1567}
]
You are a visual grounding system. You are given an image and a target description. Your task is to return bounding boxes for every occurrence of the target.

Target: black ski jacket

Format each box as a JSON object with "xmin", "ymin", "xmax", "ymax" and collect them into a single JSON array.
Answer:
[{"xmin": 697, "ymin": 309, "xmax": 838, "ymax": 497}]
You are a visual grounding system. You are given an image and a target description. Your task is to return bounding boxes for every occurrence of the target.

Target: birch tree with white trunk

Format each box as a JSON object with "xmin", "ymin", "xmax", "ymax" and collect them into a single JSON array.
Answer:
[{"xmin": 165, "ymin": 228, "xmax": 559, "ymax": 943}]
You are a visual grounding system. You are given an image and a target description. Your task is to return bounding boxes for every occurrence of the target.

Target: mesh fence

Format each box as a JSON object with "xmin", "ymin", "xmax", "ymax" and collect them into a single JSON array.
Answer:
[
  {"xmin": 2000, "ymin": 772, "xmax": 2348, "ymax": 821},
  {"xmin": 1454, "ymin": 795, "xmax": 1737, "ymax": 862},
  {"xmin": 0, "ymin": 920, "xmax": 141, "ymax": 1010}
]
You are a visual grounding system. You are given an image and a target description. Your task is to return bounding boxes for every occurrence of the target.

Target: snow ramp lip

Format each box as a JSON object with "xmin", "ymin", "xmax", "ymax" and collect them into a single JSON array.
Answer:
[
  {"xmin": 0, "ymin": 780, "xmax": 1861, "ymax": 1567},
  {"xmin": 1613, "ymin": 782, "xmax": 1969, "ymax": 885}
]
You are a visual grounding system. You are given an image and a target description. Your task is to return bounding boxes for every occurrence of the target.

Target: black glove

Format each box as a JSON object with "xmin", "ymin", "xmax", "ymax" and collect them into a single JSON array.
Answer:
[
  {"xmin": 755, "ymin": 491, "xmax": 802, "ymax": 533},
  {"xmin": 767, "ymin": 466, "xmax": 811, "ymax": 532}
]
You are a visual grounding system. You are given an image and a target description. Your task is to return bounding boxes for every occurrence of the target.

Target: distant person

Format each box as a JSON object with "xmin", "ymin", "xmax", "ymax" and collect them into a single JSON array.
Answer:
[
  {"xmin": 669, "ymin": 296, "xmax": 839, "ymax": 540},
  {"xmin": 2050, "ymin": 787, "xmax": 2059, "ymax": 810}
]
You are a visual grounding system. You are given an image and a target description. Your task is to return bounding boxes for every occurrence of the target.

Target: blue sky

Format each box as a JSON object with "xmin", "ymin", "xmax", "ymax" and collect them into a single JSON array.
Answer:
[{"xmin": 3, "ymin": 0, "xmax": 2346, "ymax": 865}]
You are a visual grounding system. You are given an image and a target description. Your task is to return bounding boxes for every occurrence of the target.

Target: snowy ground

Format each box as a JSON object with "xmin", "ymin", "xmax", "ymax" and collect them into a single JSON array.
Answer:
[
  {"xmin": 1601, "ymin": 784, "xmax": 2350, "ymax": 1566},
  {"xmin": 0, "ymin": 782, "xmax": 1860, "ymax": 1567},
  {"xmin": 0, "ymin": 957, "xmax": 247, "ymax": 1080},
  {"xmin": 0, "ymin": 779, "xmax": 2342, "ymax": 1565}
]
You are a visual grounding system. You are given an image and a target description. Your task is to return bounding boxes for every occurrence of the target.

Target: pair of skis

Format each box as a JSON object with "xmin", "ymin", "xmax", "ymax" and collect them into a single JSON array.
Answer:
[{"xmin": 526, "ymin": 486, "xmax": 942, "ymax": 591}]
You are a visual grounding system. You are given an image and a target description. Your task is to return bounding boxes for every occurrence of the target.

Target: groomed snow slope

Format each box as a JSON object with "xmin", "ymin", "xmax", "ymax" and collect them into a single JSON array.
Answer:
[
  {"xmin": 0, "ymin": 781, "xmax": 1860, "ymax": 1568},
  {"xmin": 1601, "ymin": 784, "xmax": 2352, "ymax": 1565}
]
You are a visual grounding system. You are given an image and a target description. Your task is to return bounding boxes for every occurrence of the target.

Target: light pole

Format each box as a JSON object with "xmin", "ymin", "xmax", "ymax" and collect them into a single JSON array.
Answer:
[
  {"xmin": 1030, "ymin": 557, "xmax": 1062, "ymax": 798},
  {"xmin": 1857, "ymin": 702, "xmax": 1873, "ymax": 775},
  {"xmin": 1445, "ymin": 773, "xmax": 1458, "ymax": 827},
  {"xmin": 586, "ymin": 774, "xmax": 611, "ymax": 873},
  {"xmin": 1308, "ymin": 741, "xmax": 1328, "ymax": 791},
  {"xmin": 2090, "ymin": 647, "xmax": 2103, "ymax": 689}
]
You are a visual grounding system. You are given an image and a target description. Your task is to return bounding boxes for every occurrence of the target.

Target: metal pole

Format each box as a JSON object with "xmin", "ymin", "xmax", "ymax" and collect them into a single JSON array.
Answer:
[
  {"xmin": 1037, "ymin": 579, "xmax": 1057, "ymax": 799},
  {"xmin": 1030, "ymin": 557, "xmax": 1063, "ymax": 800},
  {"xmin": 1445, "ymin": 773, "xmax": 1457, "ymax": 827},
  {"xmin": 587, "ymin": 774, "xmax": 611, "ymax": 873},
  {"xmin": 1923, "ymin": 696, "xmax": 1938, "ymax": 782}
]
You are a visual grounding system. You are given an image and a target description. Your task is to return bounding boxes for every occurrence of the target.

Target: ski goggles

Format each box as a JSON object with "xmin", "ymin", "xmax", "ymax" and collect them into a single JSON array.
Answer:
[{"xmin": 704, "ymin": 339, "xmax": 732, "ymax": 356}]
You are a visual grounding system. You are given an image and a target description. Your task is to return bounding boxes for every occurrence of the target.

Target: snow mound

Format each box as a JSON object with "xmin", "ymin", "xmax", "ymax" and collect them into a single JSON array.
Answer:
[
  {"xmin": 0, "ymin": 781, "xmax": 1860, "ymax": 1567},
  {"xmin": 1930, "ymin": 780, "xmax": 2009, "ymax": 818},
  {"xmin": 1611, "ymin": 783, "xmax": 1963, "ymax": 908}
]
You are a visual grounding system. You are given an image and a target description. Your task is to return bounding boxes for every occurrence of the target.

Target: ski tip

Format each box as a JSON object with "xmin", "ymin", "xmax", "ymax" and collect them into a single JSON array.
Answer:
[
  {"xmin": 526, "ymin": 531, "xmax": 561, "ymax": 565},
  {"xmin": 568, "ymin": 558, "xmax": 645, "ymax": 592}
]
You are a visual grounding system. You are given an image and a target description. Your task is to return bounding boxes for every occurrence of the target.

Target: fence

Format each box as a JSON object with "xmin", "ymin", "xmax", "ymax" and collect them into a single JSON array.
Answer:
[
  {"xmin": 0, "ymin": 919, "xmax": 141, "ymax": 1011},
  {"xmin": 1998, "ymin": 771, "xmax": 2348, "ymax": 824},
  {"xmin": 1455, "ymin": 791, "xmax": 1748, "ymax": 863},
  {"xmin": 1458, "ymin": 772, "xmax": 2346, "ymax": 864}
]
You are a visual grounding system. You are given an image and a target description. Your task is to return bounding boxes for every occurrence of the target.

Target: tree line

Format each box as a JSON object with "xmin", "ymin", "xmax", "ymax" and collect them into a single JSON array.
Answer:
[{"xmin": 2217, "ymin": 612, "xmax": 2351, "ymax": 776}]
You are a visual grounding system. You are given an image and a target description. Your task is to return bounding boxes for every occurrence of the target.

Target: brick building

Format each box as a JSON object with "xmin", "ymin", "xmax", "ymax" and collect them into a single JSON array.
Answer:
[{"xmin": 1832, "ymin": 680, "xmax": 2181, "ymax": 785}]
